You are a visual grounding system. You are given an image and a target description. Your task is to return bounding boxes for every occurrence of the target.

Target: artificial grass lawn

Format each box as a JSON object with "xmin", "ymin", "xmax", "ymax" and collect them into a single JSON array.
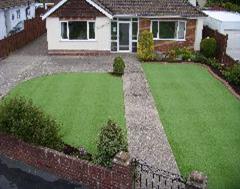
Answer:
[
  {"xmin": 5, "ymin": 73, "xmax": 126, "ymax": 155},
  {"xmin": 143, "ymin": 64, "xmax": 240, "ymax": 189}
]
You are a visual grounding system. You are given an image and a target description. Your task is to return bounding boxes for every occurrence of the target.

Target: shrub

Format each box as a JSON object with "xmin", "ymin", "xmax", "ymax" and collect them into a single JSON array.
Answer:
[
  {"xmin": 113, "ymin": 56, "xmax": 125, "ymax": 75},
  {"xmin": 223, "ymin": 64, "xmax": 240, "ymax": 86},
  {"xmin": 0, "ymin": 97, "xmax": 63, "ymax": 150},
  {"xmin": 192, "ymin": 52, "xmax": 208, "ymax": 63},
  {"xmin": 206, "ymin": 58, "xmax": 221, "ymax": 69},
  {"xmin": 175, "ymin": 47, "xmax": 193, "ymax": 61},
  {"xmin": 95, "ymin": 120, "xmax": 127, "ymax": 167},
  {"xmin": 137, "ymin": 31, "xmax": 156, "ymax": 61},
  {"xmin": 223, "ymin": 2, "xmax": 240, "ymax": 12},
  {"xmin": 200, "ymin": 37, "xmax": 217, "ymax": 58}
]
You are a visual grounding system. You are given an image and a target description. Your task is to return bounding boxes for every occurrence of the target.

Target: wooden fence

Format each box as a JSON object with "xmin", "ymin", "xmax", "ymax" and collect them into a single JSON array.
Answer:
[
  {"xmin": 202, "ymin": 26, "xmax": 235, "ymax": 66},
  {"xmin": 0, "ymin": 9, "xmax": 46, "ymax": 59}
]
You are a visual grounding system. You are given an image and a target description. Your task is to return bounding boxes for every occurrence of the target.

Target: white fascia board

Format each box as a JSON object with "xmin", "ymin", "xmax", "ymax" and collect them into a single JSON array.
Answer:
[
  {"xmin": 42, "ymin": 0, "xmax": 68, "ymax": 20},
  {"xmin": 42, "ymin": 0, "xmax": 113, "ymax": 20}
]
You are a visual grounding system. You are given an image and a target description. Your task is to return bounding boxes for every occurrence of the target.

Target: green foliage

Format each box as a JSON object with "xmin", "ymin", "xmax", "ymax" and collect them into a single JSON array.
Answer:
[
  {"xmin": 205, "ymin": 58, "xmax": 221, "ymax": 69},
  {"xmin": 200, "ymin": 37, "xmax": 217, "ymax": 58},
  {"xmin": 166, "ymin": 47, "xmax": 194, "ymax": 61},
  {"xmin": 223, "ymin": 2, "xmax": 240, "ymax": 12},
  {"xmin": 0, "ymin": 97, "xmax": 63, "ymax": 150},
  {"xmin": 113, "ymin": 56, "xmax": 125, "ymax": 75},
  {"xmin": 192, "ymin": 52, "xmax": 208, "ymax": 63},
  {"xmin": 175, "ymin": 47, "xmax": 193, "ymax": 61},
  {"xmin": 137, "ymin": 31, "xmax": 156, "ymax": 61},
  {"xmin": 95, "ymin": 120, "xmax": 127, "ymax": 167},
  {"xmin": 223, "ymin": 64, "xmax": 240, "ymax": 86}
]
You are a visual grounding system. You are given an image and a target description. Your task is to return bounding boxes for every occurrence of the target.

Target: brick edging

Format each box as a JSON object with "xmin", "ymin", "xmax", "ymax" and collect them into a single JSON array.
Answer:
[
  {"xmin": 48, "ymin": 50, "xmax": 111, "ymax": 56},
  {"xmin": 0, "ymin": 133, "xmax": 132, "ymax": 189}
]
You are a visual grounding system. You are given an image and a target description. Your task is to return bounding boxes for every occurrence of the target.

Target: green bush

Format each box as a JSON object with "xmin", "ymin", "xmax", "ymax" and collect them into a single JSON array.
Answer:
[
  {"xmin": 113, "ymin": 56, "xmax": 125, "ymax": 75},
  {"xmin": 206, "ymin": 58, "xmax": 221, "ymax": 69},
  {"xmin": 0, "ymin": 97, "xmax": 63, "ymax": 150},
  {"xmin": 223, "ymin": 2, "xmax": 240, "ymax": 12},
  {"xmin": 192, "ymin": 52, "xmax": 208, "ymax": 63},
  {"xmin": 223, "ymin": 64, "xmax": 240, "ymax": 86},
  {"xmin": 137, "ymin": 31, "xmax": 156, "ymax": 61},
  {"xmin": 175, "ymin": 47, "xmax": 193, "ymax": 61},
  {"xmin": 95, "ymin": 120, "xmax": 127, "ymax": 167},
  {"xmin": 200, "ymin": 37, "xmax": 217, "ymax": 58}
]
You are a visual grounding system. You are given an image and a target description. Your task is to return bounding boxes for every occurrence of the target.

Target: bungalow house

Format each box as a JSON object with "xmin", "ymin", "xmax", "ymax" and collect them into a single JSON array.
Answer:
[
  {"xmin": 42, "ymin": 0, "xmax": 206, "ymax": 55},
  {"xmin": 0, "ymin": 0, "xmax": 36, "ymax": 40}
]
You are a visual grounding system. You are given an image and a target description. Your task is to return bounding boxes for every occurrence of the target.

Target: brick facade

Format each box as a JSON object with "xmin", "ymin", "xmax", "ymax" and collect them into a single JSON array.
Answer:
[
  {"xmin": 0, "ymin": 133, "xmax": 132, "ymax": 189},
  {"xmin": 139, "ymin": 18, "xmax": 197, "ymax": 52}
]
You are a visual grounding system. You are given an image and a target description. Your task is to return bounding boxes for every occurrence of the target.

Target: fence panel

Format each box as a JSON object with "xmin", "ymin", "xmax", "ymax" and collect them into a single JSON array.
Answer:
[
  {"xmin": 0, "ymin": 9, "xmax": 46, "ymax": 59},
  {"xmin": 202, "ymin": 26, "xmax": 235, "ymax": 66}
]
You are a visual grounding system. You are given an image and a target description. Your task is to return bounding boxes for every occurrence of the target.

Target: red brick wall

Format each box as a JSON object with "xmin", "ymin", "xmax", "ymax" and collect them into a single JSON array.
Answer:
[
  {"xmin": 51, "ymin": 0, "xmax": 104, "ymax": 19},
  {"xmin": 139, "ymin": 18, "xmax": 197, "ymax": 52},
  {"xmin": 0, "ymin": 133, "xmax": 132, "ymax": 189}
]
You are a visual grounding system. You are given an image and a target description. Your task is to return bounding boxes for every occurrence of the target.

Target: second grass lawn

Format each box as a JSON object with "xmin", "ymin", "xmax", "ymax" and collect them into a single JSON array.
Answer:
[
  {"xmin": 6, "ymin": 73, "xmax": 126, "ymax": 155},
  {"xmin": 144, "ymin": 63, "xmax": 240, "ymax": 189}
]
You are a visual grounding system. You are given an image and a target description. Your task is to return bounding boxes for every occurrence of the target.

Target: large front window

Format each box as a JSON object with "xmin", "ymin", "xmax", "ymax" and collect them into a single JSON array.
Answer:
[
  {"xmin": 61, "ymin": 21, "xmax": 95, "ymax": 40},
  {"xmin": 151, "ymin": 20, "xmax": 186, "ymax": 40}
]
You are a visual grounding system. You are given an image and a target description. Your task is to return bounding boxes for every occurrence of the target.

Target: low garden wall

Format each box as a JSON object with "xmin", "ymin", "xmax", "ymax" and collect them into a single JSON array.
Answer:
[{"xmin": 0, "ymin": 133, "xmax": 132, "ymax": 189}]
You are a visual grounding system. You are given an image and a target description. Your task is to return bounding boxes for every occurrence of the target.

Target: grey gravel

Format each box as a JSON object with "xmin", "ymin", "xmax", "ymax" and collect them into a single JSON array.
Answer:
[
  {"xmin": 122, "ymin": 55, "xmax": 179, "ymax": 174},
  {"xmin": 0, "ymin": 35, "xmax": 116, "ymax": 97},
  {"xmin": 0, "ymin": 35, "xmax": 179, "ymax": 174}
]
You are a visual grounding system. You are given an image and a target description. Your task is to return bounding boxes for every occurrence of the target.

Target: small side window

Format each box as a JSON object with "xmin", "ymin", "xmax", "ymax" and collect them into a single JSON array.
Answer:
[
  {"xmin": 152, "ymin": 21, "xmax": 158, "ymax": 38},
  {"xmin": 89, "ymin": 22, "xmax": 95, "ymax": 39},
  {"xmin": 12, "ymin": 14, "xmax": 14, "ymax": 20},
  {"xmin": 61, "ymin": 22, "xmax": 68, "ymax": 39},
  {"xmin": 178, "ymin": 21, "xmax": 186, "ymax": 40},
  {"xmin": 17, "ymin": 10, "xmax": 21, "ymax": 19}
]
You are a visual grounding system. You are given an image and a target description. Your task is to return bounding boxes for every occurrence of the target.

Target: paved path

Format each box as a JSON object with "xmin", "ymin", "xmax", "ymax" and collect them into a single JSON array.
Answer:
[
  {"xmin": 0, "ymin": 35, "xmax": 179, "ymax": 173},
  {"xmin": 122, "ymin": 55, "xmax": 179, "ymax": 174}
]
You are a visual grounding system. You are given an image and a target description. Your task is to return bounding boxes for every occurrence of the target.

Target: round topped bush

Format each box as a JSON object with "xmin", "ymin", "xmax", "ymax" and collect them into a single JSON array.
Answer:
[
  {"xmin": 200, "ymin": 37, "xmax": 217, "ymax": 58},
  {"xmin": 113, "ymin": 56, "xmax": 125, "ymax": 75}
]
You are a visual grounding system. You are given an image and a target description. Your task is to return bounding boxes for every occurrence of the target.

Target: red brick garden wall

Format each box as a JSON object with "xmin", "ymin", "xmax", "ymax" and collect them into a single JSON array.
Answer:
[
  {"xmin": 139, "ymin": 18, "xmax": 197, "ymax": 52},
  {"xmin": 0, "ymin": 133, "xmax": 132, "ymax": 189}
]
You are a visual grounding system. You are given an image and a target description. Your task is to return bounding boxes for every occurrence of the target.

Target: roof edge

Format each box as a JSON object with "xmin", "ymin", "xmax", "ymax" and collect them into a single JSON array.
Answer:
[{"xmin": 42, "ymin": 0, "xmax": 113, "ymax": 20}]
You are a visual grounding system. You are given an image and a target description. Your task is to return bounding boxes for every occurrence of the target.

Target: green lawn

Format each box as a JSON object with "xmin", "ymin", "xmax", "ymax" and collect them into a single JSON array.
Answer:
[
  {"xmin": 6, "ymin": 73, "xmax": 126, "ymax": 155},
  {"xmin": 143, "ymin": 63, "xmax": 240, "ymax": 189}
]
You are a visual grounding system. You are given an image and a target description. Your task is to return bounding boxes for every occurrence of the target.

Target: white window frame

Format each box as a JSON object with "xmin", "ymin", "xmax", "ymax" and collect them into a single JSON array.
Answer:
[
  {"xmin": 60, "ymin": 20, "xmax": 96, "ymax": 41},
  {"xmin": 17, "ymin": 10, "xmax": 21, "ymax": 19},
  {"xmin": 110, "ymin": 17, "xmax": 139, "ymax": 53},
  {"xmin": 150, "ymin": 20, "xmax": 187, "ymax": 41}
]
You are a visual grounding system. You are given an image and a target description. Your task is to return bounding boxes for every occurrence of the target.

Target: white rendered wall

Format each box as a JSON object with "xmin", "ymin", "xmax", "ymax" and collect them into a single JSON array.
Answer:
[
  {"xmin": 194, "ymin": 18, "xmax": 204, "ymax": 51},
  {"xmin": 0, "ymin": 10, "xmax": 7, "ymax": 40},
  {"xmin": 5, "ymin": 4, "xmax": 35, "ymax": 34},
  {"xmin": 46, "ymin": 17, "xmax": 111, "ymax": 51}
]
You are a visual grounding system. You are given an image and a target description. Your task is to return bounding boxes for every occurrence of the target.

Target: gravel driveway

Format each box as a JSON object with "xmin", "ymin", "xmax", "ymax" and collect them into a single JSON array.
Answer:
[
  {"xmin": 0, "ymin": 34, "xmax": 116, "ymax": 97},
  {"xmin": 0, "ymin": 35, "xmax": 179, "ymax": 173}
]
